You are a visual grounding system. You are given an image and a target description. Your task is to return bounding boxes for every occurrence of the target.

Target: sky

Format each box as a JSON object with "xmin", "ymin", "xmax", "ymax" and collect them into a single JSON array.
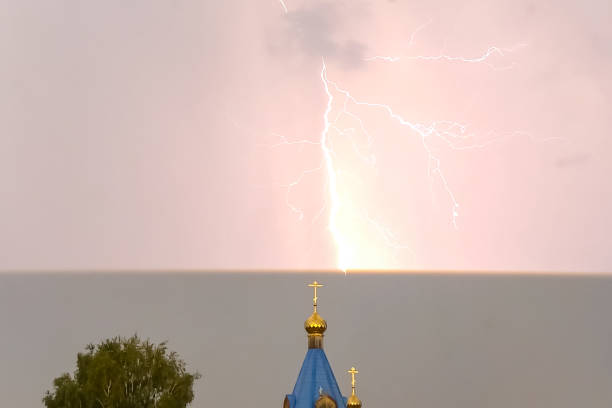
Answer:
[
  {"xmin": 2, "ymin": 3, "xmax": 612, "ymax": 407},
  {"xmin": 1, "ymin": 0, "xmax": 611, "ymax": 272},
  {"xmin": 1, "ymin": 273, "xmax": 612, "ymax": 407}
]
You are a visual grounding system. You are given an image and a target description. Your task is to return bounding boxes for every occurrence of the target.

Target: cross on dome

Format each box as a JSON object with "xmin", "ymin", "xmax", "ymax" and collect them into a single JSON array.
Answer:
[{"xmin": 308, "ymin": 281, "xmax": 324, "ymax": 312}]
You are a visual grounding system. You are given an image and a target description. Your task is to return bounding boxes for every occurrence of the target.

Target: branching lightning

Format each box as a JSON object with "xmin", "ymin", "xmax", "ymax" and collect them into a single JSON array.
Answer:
[
  {"xmin": 364, "ymin": 22, "xmax": 526, "ymax": 70},
  {"xmin": 272, "ymin": 6, "xmax": 525, "ymax": 272},
  {"xmin": 319, "ymin": 46, "xmax": 526, "ymax": 271},
  {"xmin": 320, "ymin": 60, "xmax": 464, "ymax": 271},
  {"xmin": 364, "ymin": 45, "xmax": 523, "ymax": 70}
]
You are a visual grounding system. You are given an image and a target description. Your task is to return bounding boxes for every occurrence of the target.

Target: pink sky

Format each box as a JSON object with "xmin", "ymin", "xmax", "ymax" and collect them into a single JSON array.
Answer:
[{"xmin": 1, "ymin": 0, "xmax": 611, "ymax": 272}]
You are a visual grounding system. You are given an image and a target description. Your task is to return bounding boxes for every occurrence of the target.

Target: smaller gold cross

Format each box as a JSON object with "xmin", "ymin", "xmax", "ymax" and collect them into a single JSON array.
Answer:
[
  {"xmin": 348, "ymin": 366, "xmax": 359, "ymax": 393},
  {"xmin": 308, "ymin": 281, "xmax": 324, "ymax": 312}
]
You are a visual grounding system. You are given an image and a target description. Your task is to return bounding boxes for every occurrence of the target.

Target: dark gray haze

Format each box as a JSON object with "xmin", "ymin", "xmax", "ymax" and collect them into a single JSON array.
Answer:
[
  {"xmin": 1, "ymin": 273, "xmax": 611, "ymax": 407},
  {"xmin": 279, "ymin": 2, "xmax": 368, "ymax": 69}
]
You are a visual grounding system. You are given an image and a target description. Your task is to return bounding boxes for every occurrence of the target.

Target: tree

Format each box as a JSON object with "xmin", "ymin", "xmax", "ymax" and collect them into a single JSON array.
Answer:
[{"xmin": 43, "ymin": 335, "xmax": 201, "ymax": 408}]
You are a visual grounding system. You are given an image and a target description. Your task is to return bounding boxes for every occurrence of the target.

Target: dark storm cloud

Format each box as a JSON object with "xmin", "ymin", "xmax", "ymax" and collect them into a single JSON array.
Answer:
[{"xmin": 273, "ymin": 1, "xmax": 368, "ymax": 69}]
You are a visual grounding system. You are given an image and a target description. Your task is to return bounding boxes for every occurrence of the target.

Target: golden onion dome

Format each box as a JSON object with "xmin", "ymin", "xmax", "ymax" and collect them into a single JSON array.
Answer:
[
  {"xmin": 304, "ymin": 311, "xmax": 327, "ymax": 335},
  {"xmin": 346, "ymin": 393, "xmax": 362, "ymax": 408},
  {"xmin": 315, "ymin": 394, "xmax": 337, "ymax": 408},
  {"xmin": 346, "ymin": 367, "xmax": 362, "ymax": 408}
]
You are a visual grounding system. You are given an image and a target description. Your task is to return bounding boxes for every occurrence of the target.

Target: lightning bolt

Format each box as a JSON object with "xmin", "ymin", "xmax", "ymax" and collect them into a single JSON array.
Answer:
[
  {"xmin": 364, "ymin": 45, "xmax": 521, "ymax": 69},
  {"xmin": 321, "ymin": 60, "xmax": 459, "ymax": 271},
  {"xmin": 271, "ymin": 7, "xmax": 526, "ymax": 272},
  {"xmin": 318, "ymin": 43, "xmax": 526, "ymax": 272},
  {"xmin": 320, "ymin": 61, "xmax": 349, "ymax": 271}
]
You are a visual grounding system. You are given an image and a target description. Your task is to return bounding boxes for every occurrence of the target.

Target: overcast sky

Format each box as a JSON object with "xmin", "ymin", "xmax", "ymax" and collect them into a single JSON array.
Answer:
[
  {"xmin": 1, "ymin": 273, "xmax": 612, "ymax": 407},
  {"xmin": 1, "ymin": 0, "xmax": 611, "ymax": 272}
]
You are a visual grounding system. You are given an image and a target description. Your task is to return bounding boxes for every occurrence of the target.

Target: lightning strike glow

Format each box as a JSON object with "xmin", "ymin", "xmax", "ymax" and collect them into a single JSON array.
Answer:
[
  {"xmin": 320, "ymin": 65, "xmax": 461, "ymax": 270},
  {"xmin": 270, "ymin": 10, "xmax": 526, "ymax": 271},
  {"xmin": 315, "ymin": 44, "xmax": 524, "ymax": 271},
  {"xmin": 320, "ymin": 61, "xmax": 350, "ymax": 272}
]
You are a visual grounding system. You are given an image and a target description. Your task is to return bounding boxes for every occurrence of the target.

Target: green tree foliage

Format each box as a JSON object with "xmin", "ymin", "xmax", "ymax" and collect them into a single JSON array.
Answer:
[{"xmin": 43, "ymin": 335, "xmax": 201, "ymax": 408}]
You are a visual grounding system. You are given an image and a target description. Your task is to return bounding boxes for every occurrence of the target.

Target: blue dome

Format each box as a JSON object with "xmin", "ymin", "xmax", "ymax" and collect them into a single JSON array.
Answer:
[{"xmin": 285, "ymin": 348, "xmax": 347, "ymax": 408}]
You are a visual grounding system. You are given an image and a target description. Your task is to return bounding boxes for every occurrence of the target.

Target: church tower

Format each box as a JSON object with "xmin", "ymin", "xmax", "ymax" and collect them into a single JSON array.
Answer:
[{"xmin": 283, "ymin": 281, "xmax": 364, "ymax": 408}]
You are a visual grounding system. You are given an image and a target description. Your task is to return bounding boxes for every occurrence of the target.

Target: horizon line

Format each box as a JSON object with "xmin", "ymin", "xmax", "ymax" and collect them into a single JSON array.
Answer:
[{"xmin": 0, "ymin": 269, "xmax": 610, "ymax": 277}]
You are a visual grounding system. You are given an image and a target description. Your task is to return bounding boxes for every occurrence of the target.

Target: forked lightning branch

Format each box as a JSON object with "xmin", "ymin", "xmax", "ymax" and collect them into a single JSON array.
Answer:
[{"xmin": 276, "ymin": 2, "xmax": 522, "ymax": 271}]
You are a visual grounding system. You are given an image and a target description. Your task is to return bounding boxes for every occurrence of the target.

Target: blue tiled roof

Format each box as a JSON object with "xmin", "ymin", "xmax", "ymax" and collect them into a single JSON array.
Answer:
[{"xmin": 286, "ymin": 348, "xmax": 347, "ymax": 408}]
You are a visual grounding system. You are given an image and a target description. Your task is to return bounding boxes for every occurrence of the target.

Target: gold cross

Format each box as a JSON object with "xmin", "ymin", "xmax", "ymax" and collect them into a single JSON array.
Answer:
[
  {"xmin": 348, "ymin": 367, "xmax": 359, "ymax": 393},
  {"xmin": 308, "ymin": 281, "xmax": 324, "ymax": 312}
]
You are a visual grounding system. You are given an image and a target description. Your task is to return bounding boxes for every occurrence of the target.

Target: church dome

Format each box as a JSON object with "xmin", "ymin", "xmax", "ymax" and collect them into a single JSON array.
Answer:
[
  {"xmin": 346, "ymin": 367, "xmax": 363, "ymax": 408},
  {"xmin": 346, "ymin": 393, "xmax": 362, "ymax": 408},
  {"xmin": 315, "ymin": 394, "xmax": 337, "ymax": 408},
  {"xmin": 304, "ymin": 311, "xmax": 327, "ymax": 335}
]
